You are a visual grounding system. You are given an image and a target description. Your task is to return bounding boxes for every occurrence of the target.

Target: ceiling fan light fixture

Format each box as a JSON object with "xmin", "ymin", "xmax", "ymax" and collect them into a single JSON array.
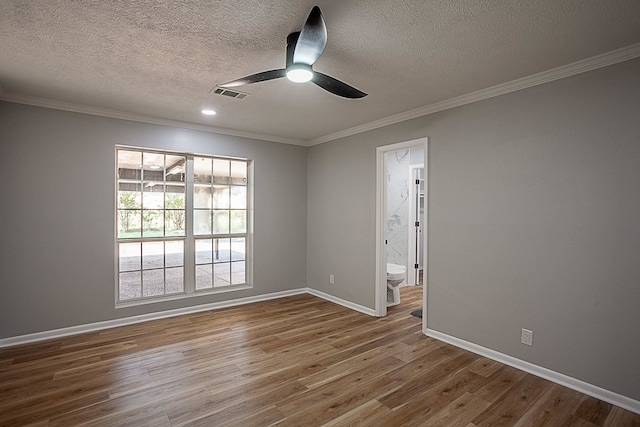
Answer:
[
  {"xmin": 218, "ymin": 6, "xmax": 366, "ymax": 98},
  {"xmin": 286, "ymin": 64, "xmax": 313, "ymax": 83}
]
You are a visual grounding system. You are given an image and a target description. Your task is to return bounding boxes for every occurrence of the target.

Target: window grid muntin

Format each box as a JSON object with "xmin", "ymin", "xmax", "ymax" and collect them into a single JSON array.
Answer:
[
  {"xmin": 117, "ymin": 150, "xmax": 186, "ymax": 239},
  {"xmin": 117, "ymin": 238, "xmax": 186, "ymax": 300},
  {"xmin": 193, "ymin": 156, "xmax": 248, "ymax": 291},
  {"xmin": 116, "ymin": 148, "xmax": 250, "ymax": 304},
  {"xmin": 117, "ymin": 149, "xmax": 187, "ymax": 302}
]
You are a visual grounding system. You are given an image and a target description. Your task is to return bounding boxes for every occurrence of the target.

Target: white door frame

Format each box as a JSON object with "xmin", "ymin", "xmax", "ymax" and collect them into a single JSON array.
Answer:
[
  {"xmin": 407, "ymin": 163, "xmax": 424, "ymax": 287},
  {"xmin": 375, "ymin": 137, "xmax": 428, "ymax": 332}
]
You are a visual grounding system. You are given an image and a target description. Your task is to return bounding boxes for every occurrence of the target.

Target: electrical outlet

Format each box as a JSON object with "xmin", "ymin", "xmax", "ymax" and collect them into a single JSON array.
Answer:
[
  {"xmin": 329, "ymin": 274, "xmax": 335, "ymax": 284},
  {"xmin": 521, "ymin": 328, "xmax": 533, "ymax": 346}
]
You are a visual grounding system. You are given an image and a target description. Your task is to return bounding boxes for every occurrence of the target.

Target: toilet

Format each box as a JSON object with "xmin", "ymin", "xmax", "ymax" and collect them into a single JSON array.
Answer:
[{"xmin": 386, "ymin": 263, "xmax": 406, "ymax": 306}]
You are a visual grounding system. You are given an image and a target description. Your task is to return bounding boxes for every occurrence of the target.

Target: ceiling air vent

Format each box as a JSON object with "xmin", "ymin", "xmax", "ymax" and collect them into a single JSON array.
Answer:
[{"xmin": 210, "ymin": 86, "xmax": 248, "ymax": 100}]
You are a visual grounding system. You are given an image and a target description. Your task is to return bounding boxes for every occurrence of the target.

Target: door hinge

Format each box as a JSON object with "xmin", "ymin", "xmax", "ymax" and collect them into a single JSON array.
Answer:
[
  {"xmin": 415, "ymin": 221, "xmax": 420, "ymax": 227},
  {"xmin": 415, "ymin": 264, "xmax": 419, "ymax": 269}
]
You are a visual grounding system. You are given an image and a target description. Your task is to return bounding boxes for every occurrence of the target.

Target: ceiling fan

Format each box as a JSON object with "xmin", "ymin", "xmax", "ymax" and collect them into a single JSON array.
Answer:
[{"xmin": 219, "ymin": 6, "xmax": 367, "ymax": 99}]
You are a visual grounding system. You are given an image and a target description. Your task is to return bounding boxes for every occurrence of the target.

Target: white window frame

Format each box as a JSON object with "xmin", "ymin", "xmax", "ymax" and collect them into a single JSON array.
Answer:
[{"xmin": 115, "ymin": 146, "xmax": 253, "ymax": 307}]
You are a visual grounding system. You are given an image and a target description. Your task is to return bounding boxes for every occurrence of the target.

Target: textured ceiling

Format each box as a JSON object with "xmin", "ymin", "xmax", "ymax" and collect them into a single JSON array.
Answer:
[{"xmin": 1, "ymin": 0, "xmax": 640, "ymax": 144}]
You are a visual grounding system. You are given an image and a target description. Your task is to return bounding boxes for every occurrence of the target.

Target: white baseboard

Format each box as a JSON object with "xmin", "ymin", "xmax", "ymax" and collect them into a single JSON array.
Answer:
[
  {"xmin": 0, "ymin": 289, "xmax": 307, "ymax": 348},
  {"xmin": 3, "ymin": 291, "xmax": 637, "ymax": 415},
  {"xmin": 426, "ymin": 328, "xmax": 640, "ymax": 415},
  {"xmin": 306, "ymin": 288, "xmax": 377, "ymax": 316},
  {"xmin": 0, "ymin": 287, "xmax": 374, "ymax": 348}
]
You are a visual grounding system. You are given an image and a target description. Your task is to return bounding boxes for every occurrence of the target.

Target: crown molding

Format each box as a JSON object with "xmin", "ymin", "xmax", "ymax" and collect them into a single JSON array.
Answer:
[
  {"xmin": 2, "ymin": 42, "xmax": 639, "ymax": 147},
  {"xmin": 308, "ymin": 42, "xmax": 640, "ymax": 146},
  {"xmin": 0, "ymin": 93, "xmax": 306, "ymax": 146}
]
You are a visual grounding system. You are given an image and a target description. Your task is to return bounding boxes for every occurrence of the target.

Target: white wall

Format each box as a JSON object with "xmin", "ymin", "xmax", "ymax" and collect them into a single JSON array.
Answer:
[
  {"xmin": 306, "ymin": 58, "xmax": 640, "ymax": 401},
  {"xmin": 0, "ymin": 103, "xmax": 308, "ymax": 339}
]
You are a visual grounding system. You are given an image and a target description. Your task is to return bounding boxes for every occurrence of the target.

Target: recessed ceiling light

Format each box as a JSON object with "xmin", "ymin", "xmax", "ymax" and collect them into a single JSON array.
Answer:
[
  {"xmin": 149, "ymin": 165, "xmax": 161, "ymax": 169},
  {"xmin": 201, "ymin": 109, "xmax": 217, "ymax": 116}
]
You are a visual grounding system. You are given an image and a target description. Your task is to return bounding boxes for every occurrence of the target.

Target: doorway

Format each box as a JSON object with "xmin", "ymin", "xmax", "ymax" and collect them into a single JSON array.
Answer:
[{"xmin": 375, "ymin": 138, "xmax": 428, "ymax": 331}]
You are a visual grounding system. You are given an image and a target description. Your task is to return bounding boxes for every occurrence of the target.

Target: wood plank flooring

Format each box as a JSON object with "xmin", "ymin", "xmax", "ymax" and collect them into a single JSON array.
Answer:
[{"xmin": 1, "ymin": 287, "xmax": 639, "ymax": 426}]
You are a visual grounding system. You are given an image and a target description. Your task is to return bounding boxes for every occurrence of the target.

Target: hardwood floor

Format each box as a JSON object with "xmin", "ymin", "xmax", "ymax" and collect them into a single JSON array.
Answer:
[{"xmin": 1, "ymin": 287, "xmax": 639, "ymax": 426}]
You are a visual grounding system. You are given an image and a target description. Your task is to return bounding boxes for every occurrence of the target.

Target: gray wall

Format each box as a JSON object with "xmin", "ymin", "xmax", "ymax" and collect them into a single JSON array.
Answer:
[
  {"xmin": 1, "ymin": 58, "xmax": 639, "ymax": 402},
  {"xmin": 0, "ymin": 103, "xmax": 307, "ymax": 339},
  {"xmin": 307, "ymin": 58, "xmax": 640, "ymax": 400}
]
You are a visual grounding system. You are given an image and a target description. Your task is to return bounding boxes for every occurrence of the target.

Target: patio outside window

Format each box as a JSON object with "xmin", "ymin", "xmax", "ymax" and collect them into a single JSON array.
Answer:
[{"xmin": 116, "ymin": 148, "xmax": 251, "ymax": 304}]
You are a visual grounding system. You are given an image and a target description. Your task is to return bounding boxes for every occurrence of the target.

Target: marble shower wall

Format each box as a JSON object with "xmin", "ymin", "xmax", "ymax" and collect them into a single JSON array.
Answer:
[
  {"xmin": 386, "ymin": 149, "xmax": 411, "ymax": 268},
  {"xmin": 386, "ymin": 147, "xmax": 423, "ymax": 272}
]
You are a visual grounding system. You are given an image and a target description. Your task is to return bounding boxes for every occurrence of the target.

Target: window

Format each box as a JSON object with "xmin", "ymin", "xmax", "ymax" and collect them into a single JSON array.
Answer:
[
  {"xmin": 116, "ymin": 148, "xmax": 250, "ymax": 304},
  {"xmin": 193, "ymin": 156, "xmax": 248, "ymax": 290}
]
